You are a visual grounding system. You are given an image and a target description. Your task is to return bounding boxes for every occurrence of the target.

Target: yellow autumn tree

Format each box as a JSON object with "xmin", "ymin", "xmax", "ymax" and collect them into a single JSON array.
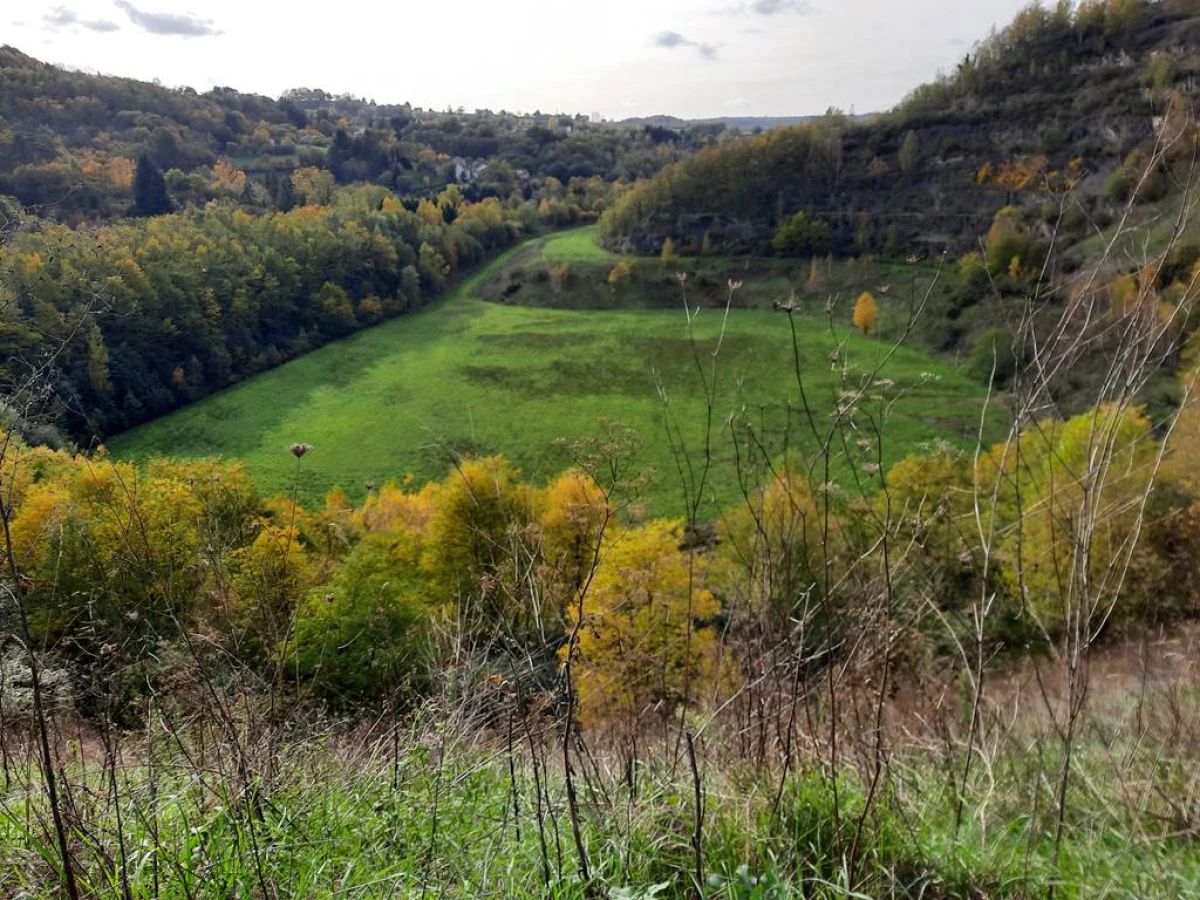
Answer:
[
  {"xmin": 884, "ymin": 444, "xmax": 977, "ymax": 609},
  {"xmin": 990, "ymin": 155, "xmax": 1050, "ymax": 194},
  {"xmin": 608, "ymin": 260, "xmax": 635, "ymax": 285},
  {"xmin": 230, "ymin": 523, "xmax": 319, "ymax": 660},
  {"xmin": 290, "ymin": 167, "xmax": 335, "ymax": 206},
  {"xmin": 8, "ymin": 454, "xmax": 253, "ymax": 645},
  {"xmin": 437, "ymin": 185, "xmax": 464, "ymax": 213},
  {"xmin": 354, "ymin": 479, "xmax": 442, "ymax": 535},
  {"xmin": 1109, "ymin": 272, "xmax": 1140, "ymax": 317},
  {"xmin": 717, "ymin": 468, "xmax": 826, "ymax": 625},
  {"xmin": 991, "ymin": 405, "xmax": 1165, "ymax": 633},
  {"xmin": 661, "ymin": 236, "xmax": 678, "ymax": 267},
  {"xmin": 566, "ymin": 520, "xmax": 728, "ymax": 729},
  {"xmin": 853, "ymin": 291, "xmax": 878, "ymax": 335},
  {"xmin": 421, "ymin": 456, "xmax": 535, "ymax": 630},
  {"xmin": 416, "ymin": 198, "xmax": 444, "ymax": 227},
  {"xmin": 984, "ymin": 206, "xmax": 1031, "ymax": 274},
  {"xmin": 538, "ymin": 470, "xmax": 610, "ymax": 621},
  {"xmin": 106, "ymin": 156, "xmax": 134, "ymax": 190},
  {"xmin": 418, "ymin": 242, "xmax": 451, "ymax": 291}
]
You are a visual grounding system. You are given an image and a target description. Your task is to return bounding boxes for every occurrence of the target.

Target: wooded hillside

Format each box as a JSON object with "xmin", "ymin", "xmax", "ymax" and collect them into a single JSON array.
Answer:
[{"xmin": 598, "ymin": 0, "xmax": 1200, "ymax": 258}]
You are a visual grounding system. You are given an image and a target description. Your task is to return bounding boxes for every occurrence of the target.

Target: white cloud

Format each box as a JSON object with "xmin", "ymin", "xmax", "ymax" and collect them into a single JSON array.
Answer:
[
  {"xmin": 712, "ymin": 0, "xmax": 815, "ymax": 15},
  {"xmin": 652, "ymin": 30, "xmax": 719, "ymax": 59},
  {"xmin": 113, "ymin": 1, "xmax": 222, "ymax": 36},
  {"xmin": 42, "ymin": 5, "xmax": 119, "ymax": 32}
]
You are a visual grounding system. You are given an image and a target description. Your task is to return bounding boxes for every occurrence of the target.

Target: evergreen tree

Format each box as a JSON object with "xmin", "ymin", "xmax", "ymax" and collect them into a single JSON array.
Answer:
[
  {"xmin": 328, "ymin": 129, "xmax": 354, "ymax": 182},
  {"xmin": 268, "ymin": 171, "xmax": 296, "ymax": 212},
  {"xmin": 152, "ymin": 130, "xmax": 180, "ymax": 171},
  {"xmin": 130, "ymin": 154, "xmax": 172, "ymax": 217},
  {"xmin": 278, "ymin": 175, "xmax": 296, "ymax": 212}
]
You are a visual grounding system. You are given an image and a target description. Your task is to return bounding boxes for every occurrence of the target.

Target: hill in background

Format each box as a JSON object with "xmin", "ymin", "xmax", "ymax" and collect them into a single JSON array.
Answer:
[
  {"xmin": 0, "ymin": 45, "xmax": 729, "ymax": 221},
  {"xmin": 619, "ymin": 114, "xmax": 875, "ymax": 131},
  {"xmin": 599, "ymin": 0, "xmax": 1200, "ymax": 259}
]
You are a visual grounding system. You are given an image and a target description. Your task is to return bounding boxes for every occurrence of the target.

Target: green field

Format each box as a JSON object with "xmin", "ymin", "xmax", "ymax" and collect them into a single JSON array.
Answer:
[
  {"xmin": 539, "ymin": 226, "xmax": 616, "ymax": 261},
  {"xmin": 110, "ymin": 231, "xmax": 1000, "ymax": 515}
]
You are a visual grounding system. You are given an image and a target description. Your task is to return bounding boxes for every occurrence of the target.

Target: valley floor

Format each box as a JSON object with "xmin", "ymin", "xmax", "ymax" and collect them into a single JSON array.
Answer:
[{"xmin": 109, "ymin": 230, "xmax": 997, "ymax": 516}]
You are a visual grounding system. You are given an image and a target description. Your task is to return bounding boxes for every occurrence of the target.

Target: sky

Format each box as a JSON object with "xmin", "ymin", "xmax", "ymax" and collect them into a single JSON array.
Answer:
[{"xmin": 7, "ymin": 0, "xmax": 1033, "ymax": 119}]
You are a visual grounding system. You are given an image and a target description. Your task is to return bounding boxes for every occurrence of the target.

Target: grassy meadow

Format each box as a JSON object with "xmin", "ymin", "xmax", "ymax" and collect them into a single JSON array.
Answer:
[
  {"xmin": 110, "ymin": 229, "xmax": 999, "ymax": 513},
  {"xmin": 540, "ymin": 227, "xmax": 617, "ymax": 262},
  {"xmin": 3, "ymin": 758, "xmax": 1191, "ymax": 900},
  {"xmin": 6, "ymin": 642, "xmax": 1200, "ymax": 900}
]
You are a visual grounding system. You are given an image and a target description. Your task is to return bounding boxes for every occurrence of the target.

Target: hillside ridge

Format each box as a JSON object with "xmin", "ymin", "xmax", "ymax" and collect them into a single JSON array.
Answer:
[{"xmin": 598, "ymin": 0, "xmax": 1200, "ymax": 258}]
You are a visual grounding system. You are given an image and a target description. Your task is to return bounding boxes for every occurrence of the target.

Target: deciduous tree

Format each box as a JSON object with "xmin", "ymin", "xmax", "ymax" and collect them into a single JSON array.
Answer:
[
  {"xmin": 853, "ymin": 291, "xmax": 878, "ymax": 335},
  {"xmin": 566, "ymin": 520, "xmax": 727, "ymax": 729}
]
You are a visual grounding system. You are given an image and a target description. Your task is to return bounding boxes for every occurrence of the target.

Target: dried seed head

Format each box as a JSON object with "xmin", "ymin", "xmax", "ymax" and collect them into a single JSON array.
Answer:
[{"xmin": 290, "ymin": 442, "xmax": 312, "ymax": 459}]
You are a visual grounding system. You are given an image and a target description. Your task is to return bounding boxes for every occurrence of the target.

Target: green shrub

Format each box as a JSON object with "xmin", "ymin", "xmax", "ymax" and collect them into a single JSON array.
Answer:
[
  {"xmin": 1161, "ymin": 243, "xmax": 1200, "ymax": 286},
  {"xmin": 1107, "ymin": 151, "xmax": 1168, "ymax": 205},
  {"xmin": 291, "ymin": 533, "xmax": 432, "ymax": 701},
  {"xmin": 771, "ymin": 211, "xmax": 832, "ymax": 257},
  {"xmin": 1105, "ymin": 168, "xmax": 1134, "ymax": 201},
  {"xmin": 966, "ymin": 327, "xmax": 1017, "ymax": 386},
  {"xmin": 957, "ymin": 252, "xmax": 989, "ymax": 293}
]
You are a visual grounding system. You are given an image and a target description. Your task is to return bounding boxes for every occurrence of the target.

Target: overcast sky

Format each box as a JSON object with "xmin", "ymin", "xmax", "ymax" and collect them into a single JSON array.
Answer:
[{"xmin": 8, "ymin": 0, "xmax": 1032, "ymax": 119}]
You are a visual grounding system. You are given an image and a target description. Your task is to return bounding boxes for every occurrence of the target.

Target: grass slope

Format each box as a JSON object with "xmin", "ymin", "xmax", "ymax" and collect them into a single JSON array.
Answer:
[
  {"xmin": 7, "ymin": 744, "xmax": 1194, "ymax": 899},
  {"xmin": 492, "ymin": 227, "xmax": 988, "ymax": 358},
  {"xmin": 540, "ymin": 227, "xmax": 616, "ymax": 262},
  {"xmin": 110, "ymin": 231, "xmax": 999, "ymax": 515}
]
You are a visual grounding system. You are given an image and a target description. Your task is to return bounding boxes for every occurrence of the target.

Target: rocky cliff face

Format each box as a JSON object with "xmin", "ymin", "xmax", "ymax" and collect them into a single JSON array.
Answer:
[{"xmin": 599, "ymin": 0, "xmax": 1200, "ymax": 259}]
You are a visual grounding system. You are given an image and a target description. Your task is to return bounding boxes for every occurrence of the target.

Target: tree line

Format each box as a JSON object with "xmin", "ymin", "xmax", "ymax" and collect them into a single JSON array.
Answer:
[
  {"xmin": 0, "ymin": 45, "xmax": 726, "ymax": 223},
  {"xmin": 0, "ymin": 181, "xmax": 584, "ymax": 445},
  {"xmin": 2, "ymin": 393, "xmax": 1196, "ymax": 720}
]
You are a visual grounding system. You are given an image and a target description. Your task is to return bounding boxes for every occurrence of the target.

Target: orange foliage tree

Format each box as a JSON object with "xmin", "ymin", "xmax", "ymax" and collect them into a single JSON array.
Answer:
[{"xmin": 853, "ymin": 291, "xmax": 878, "ymax": 335}]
